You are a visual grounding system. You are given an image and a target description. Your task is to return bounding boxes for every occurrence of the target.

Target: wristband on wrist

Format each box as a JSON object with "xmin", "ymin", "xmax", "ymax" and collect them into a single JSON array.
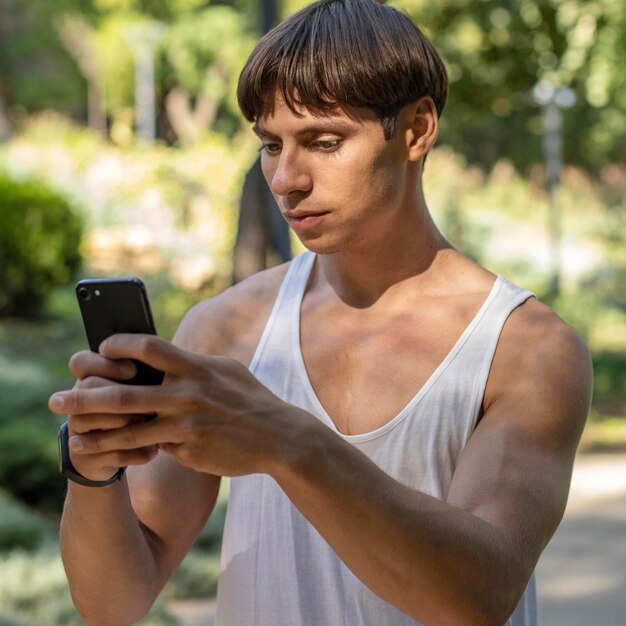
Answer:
[{"xmin": 58, "ymin": 421, "xmax": 125, "ymax": 487}]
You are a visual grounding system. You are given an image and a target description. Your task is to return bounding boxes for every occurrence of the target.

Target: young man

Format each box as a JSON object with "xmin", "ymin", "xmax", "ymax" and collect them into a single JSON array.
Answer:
[{"xmin": 49, "ymin": 1, "xmax": 592, "ymax": 625}]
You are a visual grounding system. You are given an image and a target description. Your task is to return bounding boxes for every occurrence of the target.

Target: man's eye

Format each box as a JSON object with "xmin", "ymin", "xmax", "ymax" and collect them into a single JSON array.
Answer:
[
  {"xmin": 315, "ymin": 139, "xmax": 341, "ymax": 151},
  {"xmin": 259, "ymin": 143, "xmax": 281, "ymax": 154}
]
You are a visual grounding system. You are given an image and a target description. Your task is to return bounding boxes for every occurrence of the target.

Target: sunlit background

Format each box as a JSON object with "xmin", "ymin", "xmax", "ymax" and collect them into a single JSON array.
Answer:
[{"xmin": 0, "ymin": 1, "xmax": 624, "ymax": 625}]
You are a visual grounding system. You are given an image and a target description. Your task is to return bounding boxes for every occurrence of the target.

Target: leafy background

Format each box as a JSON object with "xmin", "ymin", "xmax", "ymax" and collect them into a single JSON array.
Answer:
[{"xmin": 0, "ymin": 0, "xmax": 624, "ymax": 624}]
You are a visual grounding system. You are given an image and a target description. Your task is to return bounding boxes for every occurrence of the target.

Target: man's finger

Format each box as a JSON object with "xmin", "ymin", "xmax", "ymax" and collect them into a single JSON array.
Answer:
[
  {"xmin": 98, "ymin": 334, "xmax": 194, "ymax": 377},
  {"xmin": 70, "ymin": 419, "xmax": 182, "ymax": 454},
  {"xmin": 71, "ymin": 446, "xmax": 159, "ymax": 472},
  {"xmin": 69, "ymin": 350, "xmax": 137, "ymax": 381},
  {"xmin": 69, "ymin": 413, "xmax": 145, "ymax": 434},
  {"xmin": 49, "ymin": 383, "xmax": 166, "ymax": 416}
]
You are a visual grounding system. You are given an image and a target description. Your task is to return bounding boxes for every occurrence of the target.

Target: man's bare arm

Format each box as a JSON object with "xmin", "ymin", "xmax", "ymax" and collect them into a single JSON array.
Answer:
[
  {"xmin": 55, "ymin": 267, "xmax": 285, "ymax": 626},
  {"xmin": 57, "ymin": 304, "xmax": 222, "ymax": 625},
  {"xmin": 268, "ymin": 304, "xmax": 591, "ymax": 625}
]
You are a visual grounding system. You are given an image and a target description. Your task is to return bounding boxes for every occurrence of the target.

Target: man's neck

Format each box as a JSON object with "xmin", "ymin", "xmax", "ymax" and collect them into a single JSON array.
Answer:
[{"xmin": 316, "ymin": 209, "xmax": 452, "ymax": 309}]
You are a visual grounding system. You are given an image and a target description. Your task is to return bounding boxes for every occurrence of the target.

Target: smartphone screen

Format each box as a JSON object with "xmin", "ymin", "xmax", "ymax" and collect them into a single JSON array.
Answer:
[{"xmin": 76, "ymin": 277, "xmax": 164, "ymax": 386}]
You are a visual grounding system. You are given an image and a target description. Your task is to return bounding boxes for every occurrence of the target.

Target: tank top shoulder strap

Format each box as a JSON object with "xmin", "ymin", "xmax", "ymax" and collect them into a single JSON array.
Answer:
[
  {"xmin": 470, "ymin": 275, "xmax": 535, "ymax": 363},
  {"xmin": 249, "ymin": 252, "xmax": 315, "ymax": 374},
  {"xmin": 440, "ymin": 275, "xmax": 535, "ymax": 429}
]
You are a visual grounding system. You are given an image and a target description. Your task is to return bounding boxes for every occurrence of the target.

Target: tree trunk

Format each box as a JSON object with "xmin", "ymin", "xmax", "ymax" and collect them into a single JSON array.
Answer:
[
  {"xmin": 0, "ymin": 93, "xmax": 11, "ymax": 141},
  {"xmin": 55, "ymin": 15, "xmax": 106, "ymax": 135}
]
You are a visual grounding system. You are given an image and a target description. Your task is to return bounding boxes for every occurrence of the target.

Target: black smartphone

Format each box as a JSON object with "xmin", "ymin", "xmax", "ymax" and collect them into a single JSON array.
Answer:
[{"xmin": 76, "ymin": 277, "xmax": 164, "ymax": 386}]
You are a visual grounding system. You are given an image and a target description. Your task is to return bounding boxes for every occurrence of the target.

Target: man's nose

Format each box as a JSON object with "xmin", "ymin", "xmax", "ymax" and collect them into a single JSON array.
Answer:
[{"xmin": 268, "ymin": 151, "xmax": 312, "ymax": 198}]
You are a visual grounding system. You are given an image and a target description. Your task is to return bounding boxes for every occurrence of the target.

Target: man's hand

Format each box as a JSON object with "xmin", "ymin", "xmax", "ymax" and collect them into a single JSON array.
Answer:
[
  {"xmin": 52, "ymin": 349, "xmax": 159, "ymax": 482},
  {"xmin": 49, "ymin": 334, "xmax": 299, "ymax": 478}
]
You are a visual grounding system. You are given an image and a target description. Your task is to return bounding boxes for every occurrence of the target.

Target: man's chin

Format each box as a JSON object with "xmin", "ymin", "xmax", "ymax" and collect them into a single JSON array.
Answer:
[{"xmin": 295, "ymin": 236, "xmax": 341, "ymax": 257}]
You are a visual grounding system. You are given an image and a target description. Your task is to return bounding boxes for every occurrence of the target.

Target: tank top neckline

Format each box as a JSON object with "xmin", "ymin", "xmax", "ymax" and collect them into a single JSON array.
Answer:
[{"xmin": 289, "ymin": 252, "xmax": 505, "ymax": 443}]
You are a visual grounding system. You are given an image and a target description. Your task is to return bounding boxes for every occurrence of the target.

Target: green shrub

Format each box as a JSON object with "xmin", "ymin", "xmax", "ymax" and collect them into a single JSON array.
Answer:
[
  {"xmin": 0, "ymin": 418, "xmax": 66, "ymax": 514},
  {"xmin": 0, "ymin": 548, "xmax": 83, "ymax": 626},
  {"xmin": 163, "ymin": 500, "xmax": 226, "ymax": 600},
  {"xmin": 192, "ymin": 499, "xmax": 226, "ymax": 552},
  {"xmin": 165, "ymin": 549, "xmax": 221, "ymax": 600},
  {"xmin": 0, "ymin": 547, "xmax": 176, "ymax": 626},
  {"xmin": 0, "ymin": 173, "xmax": 83, "ymax": 316},
  {"xmin": 0, "ymin": 491, "xmax": 52, "ymax": 552},
  {"xmin": 592, "ymin": 351, "xmax": 626, "ymax": 408}
]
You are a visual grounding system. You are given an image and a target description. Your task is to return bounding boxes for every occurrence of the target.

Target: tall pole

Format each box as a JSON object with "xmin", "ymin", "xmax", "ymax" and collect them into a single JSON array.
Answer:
[
  {"xmin": 124, "ymin": 22, "xmax": 166, "ymax": 143},
  {"xmin": 260, "ymin": 0, "xmax": 279, "ymax": 32},
  {"xmin": 533, "ymin": 81, "xmax": 576, "ymax": 298}
]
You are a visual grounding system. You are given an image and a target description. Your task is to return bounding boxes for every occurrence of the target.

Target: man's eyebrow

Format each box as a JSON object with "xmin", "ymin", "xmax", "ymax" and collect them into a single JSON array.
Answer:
[{"xmin": 252, "ymin": 120, "xmax": 357, "ymax": 138}]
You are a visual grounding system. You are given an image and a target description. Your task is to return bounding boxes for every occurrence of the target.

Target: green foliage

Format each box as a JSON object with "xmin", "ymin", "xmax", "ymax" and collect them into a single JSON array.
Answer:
[
  {"xmin": 0, "ymin": 293, "xmax": 84, "ymax": 513},
  {"xmin": 94, "ymin": 0, "xmax": 210, "ymax": 21},
  {"xmin": 0, "ymin": 547, "xmax": 176, "ymax": 626},
  {"xmin": 0, "ymin": 113, "xmax": 253, "ymax": 291},
  {"xmin": 581, "ymin": 416, "xmax": 626, "ymax": 453},
  {"xmin": 92, "ymin": 14, "xmax": 137, "ymax": 118},
  {"xmin": 592, "ymin": 352, "xmax": 626, "ymax": 408},
  {"xmin": 0, "ymin": 173, "xmax": 83, "ymax": 317},
  {"xmin": 193, "ymin": 499, "xmax": 227, "ymax": 552},
  {"xmin": 166, "ymin": 549, "xmax": 221, "ymax": 600},
  {"xmin": 391, "ymin": 0, "xmax": 626, "ymax": 172},
  {"xmin": 4, "ymin": 0, "xmax": 625, "ymax": 172},
  {"xmin": 0, "ymin": 417, "xmax": 67, "ymax": 514},
  {"xmin": 0, "ymin": 548, "xmax": 83, "ymax": 626},
  {"xmin": 0, "ymin": 0, "xmax": 91, "ymax": 117},
  {"xmin": 164, "ymin": 6, "xmax": 256, "ymax": 135},
  {"xmin": 0, "ymin": 491, "xmax": 52, "ymax": 552}
]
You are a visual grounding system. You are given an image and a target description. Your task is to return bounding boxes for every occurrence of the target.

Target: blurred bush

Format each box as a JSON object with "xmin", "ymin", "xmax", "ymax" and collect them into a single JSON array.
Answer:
[
  {"xmin": 0, "ymin": 173, "xmax": 83, "ymax": 317},
  {"xmin": 0, "ymin": 547, "xmax": 175, "ymax": 626},
  {"xmin": 0, "ymin": 417, "xmax": 66, "ymax": 514},
  {"xmin": 0, "ymin": 491, "xmax": 52, "ymax": 552},
  {"xmin": 1, "ymin": 113, "xmax": 254, "ymax": 295},
  {"xmin": 166, "ymin": 549, "xmax": 221, "ymax": 600},
  {"xmin": 592, "ymin": 351, "xmax": 626, "ymax": 409},
  {"xmin": 163, "ymin": 497, "xmax": 226, "ymax": 600}
]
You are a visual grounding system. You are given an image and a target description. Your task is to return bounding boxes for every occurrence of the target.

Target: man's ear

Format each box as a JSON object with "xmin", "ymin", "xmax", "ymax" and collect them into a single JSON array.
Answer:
[{"xmin": 405, "ymin": 97, "xmax": 438, "ymax": 162}]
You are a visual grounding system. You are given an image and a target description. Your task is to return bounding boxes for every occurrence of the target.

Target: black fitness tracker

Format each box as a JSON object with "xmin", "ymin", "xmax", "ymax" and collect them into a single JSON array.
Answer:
[{"xmin": 58, "ymin": 421, "xmax": 125, "ymax": 487}]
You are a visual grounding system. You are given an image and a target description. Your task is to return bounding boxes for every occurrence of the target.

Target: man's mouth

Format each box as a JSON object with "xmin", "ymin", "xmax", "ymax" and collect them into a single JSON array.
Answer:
[{"xmin": 284, "ymin": 211, "xmax": 330, "ymax": 230}]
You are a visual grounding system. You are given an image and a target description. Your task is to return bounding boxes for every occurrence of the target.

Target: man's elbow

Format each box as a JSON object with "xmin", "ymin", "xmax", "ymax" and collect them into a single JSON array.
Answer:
[
  {"xmin": 450, "ymin": 584, "xmax": 527, "ymax": 626},
  {"xmin": 71, "ymin": 591, "xmax": 156, "ymax": 626},
  {"xmin": 403, "ymin": 576, "xmax": 527, "ymax": 626}
]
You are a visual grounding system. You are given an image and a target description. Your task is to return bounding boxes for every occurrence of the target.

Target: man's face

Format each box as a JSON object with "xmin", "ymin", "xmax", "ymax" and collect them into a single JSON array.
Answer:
[{"xmin": 253, "ymin": 96, "xmax": 415, "ymax": 254}]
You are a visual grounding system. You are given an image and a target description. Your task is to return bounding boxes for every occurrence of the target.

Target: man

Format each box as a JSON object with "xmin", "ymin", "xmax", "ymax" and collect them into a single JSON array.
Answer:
[{"xmin": 49, "ymin": 1, "xmax": 592, "ymax": 625}]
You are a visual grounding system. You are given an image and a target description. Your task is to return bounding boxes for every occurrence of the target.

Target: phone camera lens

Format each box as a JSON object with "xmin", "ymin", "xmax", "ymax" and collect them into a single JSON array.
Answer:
[{"xmin": 78, "ymin": 287, "xmax": 91, "ymax": 301}]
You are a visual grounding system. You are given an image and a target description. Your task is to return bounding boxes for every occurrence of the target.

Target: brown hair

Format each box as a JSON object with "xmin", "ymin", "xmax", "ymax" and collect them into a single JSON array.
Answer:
[{"xmin": 237, "ymin": 0, "xmax": 448, "ymax": 139}]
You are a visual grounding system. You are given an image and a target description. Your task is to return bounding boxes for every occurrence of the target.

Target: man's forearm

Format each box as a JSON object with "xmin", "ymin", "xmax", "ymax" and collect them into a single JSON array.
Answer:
[
  {"xmin": 60, "ymin": 478, "xmax": 162, "ymax": 626},
  {"xmin": 270, "ymin": 416, "xmax": 525, "ymax": 626}
]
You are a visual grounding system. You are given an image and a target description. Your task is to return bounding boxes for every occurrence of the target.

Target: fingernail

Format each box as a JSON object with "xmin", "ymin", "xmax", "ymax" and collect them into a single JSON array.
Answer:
[
  {"xmin": 49, "ymin": 395, "xmax": 65, "ymax": 411},
  {"xmin": 69, "ymin": 437, "xmax": 84, "ymax": 451}
]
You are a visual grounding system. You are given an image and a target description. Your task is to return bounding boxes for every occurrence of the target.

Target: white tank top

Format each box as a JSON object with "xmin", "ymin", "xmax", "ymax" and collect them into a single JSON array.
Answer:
[{"xmin": 217, "ymin": 252, "xmax": 537, "ymax": 626}]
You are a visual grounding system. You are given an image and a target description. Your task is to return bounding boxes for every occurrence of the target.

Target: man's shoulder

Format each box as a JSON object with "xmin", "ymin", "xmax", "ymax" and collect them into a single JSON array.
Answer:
[
  {"xmin": 174, "ymin": 261, "xmax": 292, "ymax": 363},
  {"xmin": 487, "ymin": 294, "xmax": 592, "ymax": 414},
  {"xmin": 504, "ymin": 296, "xmax": 588, "ymax": 359}
]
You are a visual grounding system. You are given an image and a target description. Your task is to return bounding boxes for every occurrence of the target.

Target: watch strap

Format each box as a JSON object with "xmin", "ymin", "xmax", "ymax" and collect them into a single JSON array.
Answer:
[{"xmin": 58, "ymin": 421, "xmax": 125, "ymax": 487}]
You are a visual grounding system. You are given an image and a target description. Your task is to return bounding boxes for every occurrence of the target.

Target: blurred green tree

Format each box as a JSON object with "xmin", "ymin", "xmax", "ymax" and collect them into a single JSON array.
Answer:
[
  {"xmin": 0, "ymin": 0, "xmax": 95, "ymax": 121},
  {"xmin": 284, "ymin": 0, "xmax": 626, "ymax": 172},
  {"xmin": 162, "ymin": 6, "xmax": 256, "ymax": 143},
  {"xmin": 392, "ymin": 0, "xmax": 626, "ymax": 173},
  {"xmin": 1, "ymin": 0, "xmax": 625, "ymax": 171}
]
